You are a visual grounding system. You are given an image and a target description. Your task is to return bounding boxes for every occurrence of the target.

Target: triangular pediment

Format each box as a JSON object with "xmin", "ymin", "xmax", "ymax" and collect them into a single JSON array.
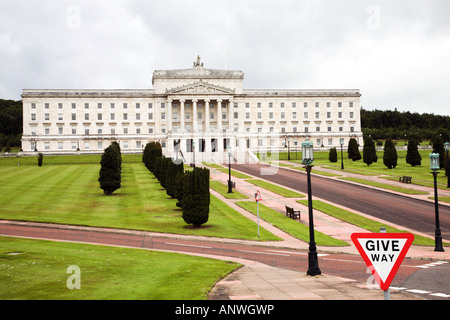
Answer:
[{"xmin": 166, "ymin": 81, "xmax": 235, "ymax": 95}]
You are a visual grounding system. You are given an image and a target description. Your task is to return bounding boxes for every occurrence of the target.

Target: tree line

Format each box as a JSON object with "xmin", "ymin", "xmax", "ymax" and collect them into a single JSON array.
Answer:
[
  {"xmin": 329, "ymin": 135, "xmax": 449, "ymax": 176},
  {"xmin": 361, "ymin": 108, "xmax": 450, "ymax": 142},
  {"xmin": 143, "ymin": 142, "xmax": 210, "ymax": 228},
  {"xmin": 0, "ymin": 99, "xmax": 22, "ymax": 150}
]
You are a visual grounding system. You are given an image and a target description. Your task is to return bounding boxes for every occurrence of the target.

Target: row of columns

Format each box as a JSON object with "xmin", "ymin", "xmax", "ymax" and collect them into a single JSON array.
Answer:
[{"xmin": 166, "ymin": 98, "xmax": 233, "ymax": 133}]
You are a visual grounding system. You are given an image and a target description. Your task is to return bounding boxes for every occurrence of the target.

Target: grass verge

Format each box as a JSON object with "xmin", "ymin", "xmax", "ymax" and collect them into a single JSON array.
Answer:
[
  {"xmin": 236, "ymin": 201, "xmax": 348, "ymax": 247},
  {"xmin": 297, "ymin": 200, "xmax": 441, "ymax": 246},
  {"xmin": 0, "ymin": 161, "xmax": 277, "ymax": 241},
  {"xmin": 0, "ymin": 236, "xmax": 240, "ymax": 300},
  {"xmin": 210, "ymin": 180, "xmax": 249, "ymax": 199},
  {"xmin": 245, "ymin": 179, "xmax": 305, "ymax": 198},
  {"xmin": 339, "ymin": 177, "xmax": 429, "ymax": 195}
]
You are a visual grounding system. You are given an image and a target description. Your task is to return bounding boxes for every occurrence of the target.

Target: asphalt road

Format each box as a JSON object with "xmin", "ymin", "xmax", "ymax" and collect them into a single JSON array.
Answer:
[
  {"xmin": 1, "ymin": 222, "xmax": 448, "ymax": 300},
  {"xmin": 232, "ymin": 163, "xmax": 450, "ymax": 241}
]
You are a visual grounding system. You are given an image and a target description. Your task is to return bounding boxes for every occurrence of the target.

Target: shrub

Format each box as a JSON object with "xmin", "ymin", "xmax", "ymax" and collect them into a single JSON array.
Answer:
[
  {"xmin": 383, "ymin": 139, "xmax": 398, "ymax": 169},
  {"xmin": 406, "ymin": 139, "xmax": 422, "ymax": 167},
  {"xmin": 347, "ymin": 138, "xmax": 361, "ymax": 161},
  {"xmin": 328, "ymin": 148, "xmax": 338, "ymax": 163},
  {"xmin": 363, "ymin": 136, "xmax": 377, "ymax": 166},
  {"xmin": 98, "ymin": 145, "xmax": 122, "ymax": 195},
  {"xmin": 182, "ymin": 167, "xmax": 210, "ymax": 227},
  {"xmin": 432, "ymin": 134, "xmax": 445, "ymax": 169},
  {"xmin": 166, "ymin": 160, "xmax": 184, "ymax": 198},
  {"xmin": 37, "ymin": 153, "xmax": 43, "ymax": 167}
]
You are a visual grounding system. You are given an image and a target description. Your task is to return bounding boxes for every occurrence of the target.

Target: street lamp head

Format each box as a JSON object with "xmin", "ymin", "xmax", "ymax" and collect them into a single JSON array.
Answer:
[
  {"xmin": 227, "ymin": 145, "xmax": 232, "ymax": 155},
  {"xmin": 445, "ymin": 142, "xmax": 450, "ymax": 151},
  {"xmin": 340, "ymin": 138, "xmax": 344, "ymax": 146},
  {"xmin": 302, "ymin": 140, "xmax": 314, "ymax": 166},
  {"xmin": 429, "ymin": 153, "xmax": 440, "ymax": 171}
]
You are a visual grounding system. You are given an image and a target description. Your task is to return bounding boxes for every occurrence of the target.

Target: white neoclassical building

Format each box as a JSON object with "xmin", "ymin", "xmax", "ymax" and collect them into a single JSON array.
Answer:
[{"xmin": 21, "ymin": 57, "xmax": 363, "ymax": 163}]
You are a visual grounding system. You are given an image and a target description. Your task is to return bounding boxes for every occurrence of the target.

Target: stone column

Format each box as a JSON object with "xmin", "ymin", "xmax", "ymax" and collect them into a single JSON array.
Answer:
[
  {"xmin": 228, "ymin": 100, "xmax": 234, "ymax": 133},
  {"xmin": 167, "ymin": 98, "xmax": 173, "ymax": 132},
  {"xmin": 205, "ymin": 99, "xmax": 210, "ymax": 133},
  {"xmin": 193, "ymin": 99, "xmax": 198, "ymax": 133},
  {"xmin": 217, "ymin": 99, "xmax": 222, "ymax": 134},
  {"xmin": 180, "ymin": 99, "xmax": 185, "ymax": 133}
]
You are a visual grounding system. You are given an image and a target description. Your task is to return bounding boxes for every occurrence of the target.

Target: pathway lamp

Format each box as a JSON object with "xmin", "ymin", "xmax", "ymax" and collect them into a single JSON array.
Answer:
[
  {"xmin": 340, "ymin": 138, "xmax": 345, "ymax": 170},
  {"xmin": 430, "ymin": 153, "xmax": 444, "ymax": 252},
  {"xmin": 301, "ymin": 140, "xmax": 322, "ymax": 276},
  {"xmin": 287, "ymin": 137, "xmax": 291, "ymax": 161},
  {"xmin": 227, "ymin": 145, "xmax": 233, "ymax": 194},
  {"xmin": 445, "ymin": 142, "xmax": 450, "ymax": 188}
]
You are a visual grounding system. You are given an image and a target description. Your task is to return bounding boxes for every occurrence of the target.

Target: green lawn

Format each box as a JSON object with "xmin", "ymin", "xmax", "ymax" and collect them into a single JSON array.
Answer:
[
  {"xmin": 0, "ymin": 157, "xmax": 277, "ymax": 241},
  {"xmin": 297, "ymin": 200, "xmax": 442, "ymax": 247},
  {"xmin": 0, "ymin": 236, "xmax": 239, "ymax": 300},
  {"xmin": 270, "ymin": 150, "xmax": 448, "ymax": 187},
  {"xmin": 236, "ymin": 201, "xmax": 348, "ymax": 247},
  {"xmin": 339, "ymin": 177, "xmax": 429, "ymax": 195},
  {"xmin": 244, "ymin": 179, "xmax": 305, "ymax": 198},
  {"xmin": 210, "ymin": 180, "xmax": 249, "ymax": 199}
]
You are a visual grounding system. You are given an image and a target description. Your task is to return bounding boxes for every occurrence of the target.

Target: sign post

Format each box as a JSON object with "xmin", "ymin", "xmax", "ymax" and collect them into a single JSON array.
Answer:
[
  {"xmin": 351, "ymin": 232, "xmax": 414, "ymax": 298},
  {"xmin": 255, "ymin": 191, "xmax": 262, "ymax": 239}
]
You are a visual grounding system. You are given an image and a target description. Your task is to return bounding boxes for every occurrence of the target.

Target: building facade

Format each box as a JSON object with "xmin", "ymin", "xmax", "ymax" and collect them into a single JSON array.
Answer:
[{"xmin": 21, "ymin": 57, "xmax": 363, "ymax": 163}]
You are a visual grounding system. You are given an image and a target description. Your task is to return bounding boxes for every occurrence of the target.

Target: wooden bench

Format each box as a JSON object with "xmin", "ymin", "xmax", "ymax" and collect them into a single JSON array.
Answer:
[
  {"xmin": 399, "ymin": 176, "xmax": 412, "ymax": 184},
  {"xmin": 285, "ymin": 205, "xmax": 301, "ymax": 220}
]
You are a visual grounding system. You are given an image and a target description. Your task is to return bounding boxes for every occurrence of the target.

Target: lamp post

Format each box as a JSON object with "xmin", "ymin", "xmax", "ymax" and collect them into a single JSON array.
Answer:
[
  {"xmin": 430, "ymin": 153, "xmax": 444, "ymax": 252},
  {"xmin": 445, "ymin": 142, "xmax": 450, "ymax": 188},
  {"xmin": 192, "ymin": 140, "xmax": 196, "ymax": 169},
  {"xmin": 302, "ymin": 140, "xmax": 322, "ymax": 276},
  {"xmin": 287, "ymin": 137, "xmax": 291, "ymax": 161},
  {"xmin": 340, "ymin": 138, "xmax": 345, "ymax": 170},
  {"xmin": 227, "ymin": 145, "xmax": 233, "ymax": 194}
]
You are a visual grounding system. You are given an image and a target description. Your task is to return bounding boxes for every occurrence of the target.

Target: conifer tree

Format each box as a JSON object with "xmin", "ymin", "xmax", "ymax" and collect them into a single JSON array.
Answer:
[
  {"xmin": 328, "ymin": 147, "xmax": 338, "ymax": 163},
  {"xmin": 99, "ymin": 145, "xmax": 122, "ymax": 195},
  {"xmin": 432, "ymin": 134, "xmax": 445, "ymax": 169},
  {"xmin": 383, "ymin": 139, "xmax": 398, "ymax": 169},
  {"xmin": 363, "ymin": 136, "xmax": 377, "ymax": 166},
  {"xmin": 406, "ymin": 139, "xmax": 422, "ymax": 167},
  {"xmin": 182, "ymin": 167, "xmax": 210, "ymax": 227},
  {"xmin": 347, "ymin": 138, "xmax": 361, "ymax": 161}
]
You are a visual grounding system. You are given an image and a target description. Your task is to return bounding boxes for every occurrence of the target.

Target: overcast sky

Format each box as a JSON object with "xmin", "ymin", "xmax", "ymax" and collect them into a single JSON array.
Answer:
[{"xmin": 0, "ymin": 0, "xmax": 449, "ymax": 115}]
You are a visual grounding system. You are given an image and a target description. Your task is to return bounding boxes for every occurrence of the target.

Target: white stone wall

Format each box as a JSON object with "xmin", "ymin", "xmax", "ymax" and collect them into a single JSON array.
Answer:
[{"xmin": 21, "ymin": 65, "xmax": 362, "ymax": 164}]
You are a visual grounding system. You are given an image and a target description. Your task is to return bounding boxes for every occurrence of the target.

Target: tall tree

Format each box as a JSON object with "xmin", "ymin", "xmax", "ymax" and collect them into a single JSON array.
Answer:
[
  {"xmin": 363, "ymin": 136, "xmax": 377, "ymax": 166},
  {"xmin": 182, "ymin": 167, "xmax": 210, "ymax": 228},
  {"xmin": 328, "ymin": 147, "xmax": 338, "ymax": 163},
  {"xmin": 347, "ymin": 138, "xmax": 361, "ymax": 161},
  {"xmin": 406, "ymin": 139, "xmax": 422, "ymax": 167},
  {"xmin": 432, "ymin": 134, "xmax": 445, "ymax": 169},
  {"xmin": 98, "ymin": 145, "xmax": 122, "ymax": 195},
  {"xmin": 383, "ymin": 139, "xmax": 398, "ymax": 169}
]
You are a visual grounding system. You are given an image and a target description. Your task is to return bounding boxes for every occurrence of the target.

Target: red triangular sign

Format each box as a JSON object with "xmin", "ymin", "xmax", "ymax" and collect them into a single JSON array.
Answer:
[
  {"xmin": 255, "ymin": 190, "xmax": 262, "ymax": 201},
  {"xmin": 351, "ymin": 233, "xmax": 414, "ymax": 291}
]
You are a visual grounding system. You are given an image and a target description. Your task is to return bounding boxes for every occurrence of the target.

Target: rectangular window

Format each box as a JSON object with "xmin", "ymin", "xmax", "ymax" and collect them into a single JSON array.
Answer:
[
  {"xmin": 123, "ymin": 113, "xmax": 128, "ymax": 121},
  {"xmin": 85, "ymin": 114, "xmax": 89, "ymax": 120}
]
